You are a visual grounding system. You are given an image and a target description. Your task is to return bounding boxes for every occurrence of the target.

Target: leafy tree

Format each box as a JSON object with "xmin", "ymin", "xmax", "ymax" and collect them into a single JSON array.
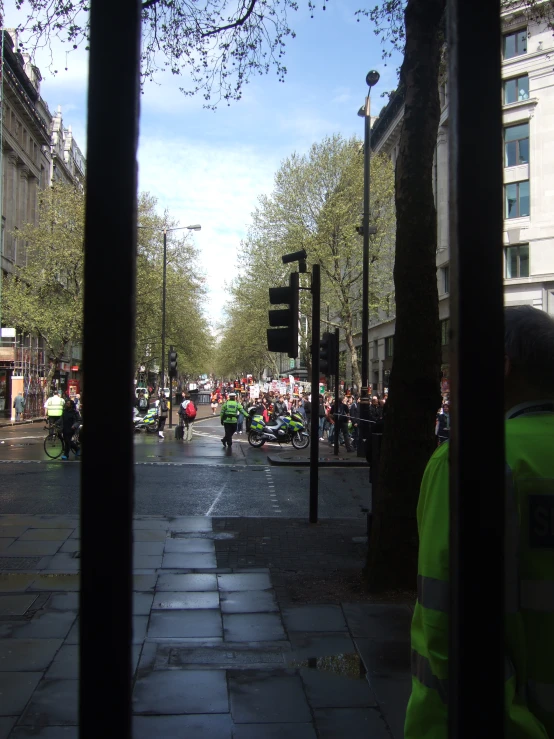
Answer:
[
  {"xmin": 13, "ymin": 0, "xmax": 327, "ymax": 107},
  {"xmin": 2, "ymin": 183, "xmax": 85, "ymax": 388}
]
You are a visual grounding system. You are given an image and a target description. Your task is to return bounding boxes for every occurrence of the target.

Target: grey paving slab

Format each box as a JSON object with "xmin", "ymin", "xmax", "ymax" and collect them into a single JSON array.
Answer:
[
  {"xmin": 18, "ymin": 530, "xmax": 73, "ymax": 542},
  {"xmin": 169, "ymin": 517, "xmax": 213, "ymax": 532},
  {"xmin": 0, "ymin": 518, "xmax": 78, "ymax": 530},
  {"xmin": 133, "ymin": 530, "xmax": 167, "ymax": 542},
  {"xmin": 46, "ymin": 594, "xmax": 79, "ymax": 612},
  {"xmin": 223, "ymin": 613, "xmax": 285, "ymax": 642},
  {"xmin": 133, "ymin": 593, "xmax": 154, "ymax": 616},
  {"xmin": 28, "ymin": 575, "xmax": 80, "ymax": 592},
  {"xmin": 342, "ymin": 604, "xmax": 412, "ymax": 641},
  {"xmin": 163, "ymin": 539, "xmax": 215, "ymax": 554},
  {"xmin": 287, "ymin": 633, "xmax": 356, "ymax": 661},
  {"xmin": 134, "ymin": 555, "xmax": 163, "ymax": 570},
  {"xmin": 0, "ymin": 717, "xmax": 16, "ymax": 739},
  {"xmin": 232, "ymin": 725, "xmax": 317, "ymax": 739},
  {"xmin": 58, "ymin": 540, "xmax": 80, "ymax": 554},
  {"xmin": 18, "ymin": 678, "xmax": 78, "ymax": 726},
  {"xmin": 354, "ymin": 638, "xmax": 411, "ymax": 677},
  {"xmin": 133, "ymin": 715, "xmax": 233, "ymax": 739},
  {"xmin": 133, "ymin": 616, "xmax": 148, "ymax": 643},
  {"xmin": 133, "ymin": 519, "xmax": 170, "ymax": 531},
  {"xmin": 217, "ymin": 574, "xmax": 271, "ymax": 592},
  {"xmin": 283, "ymin": 605, "xmax": 347, "ymax": 633},
  {"xmin": 136, "ymin": 642, "xmax": 157, "ymax": 677},
  {"xmin": 156, "ymin": 574, "xmax": 217, "ymax": 591},
  {"xmin": 43, "ymin": 555, "xmax": 80, "ymax": 572},
  {"xmin": 161, "ymin": 553, "xmax": 217, "ymax": 569},
  {"xmin": 3, "ymin": 541, "xmax": 61, "ymax": 557},
  {"xmin": 0, "ymin": 672, "xmax": 42, "ymax": 715},
  {"xmin": 314, "ymin": 707, "xmax": 391, "ymax": 739},
  {"xmin": 45, "ymin": 643, "xmax": 142, "ymax": 679},
  {"xmin": 133, "ymin": 669, "xmax": 228, "ymax": 714},
  {"xmin": 300, "ymin": 667, "xmax": 376, "ymax": 708},
  {"xmin": 220, "ymin": 590, "xmax": 278, "ymax": 614},
  {"xmin": 0, "ymin": 575, "xmax": 35, "ymax": 593},
  {"xmin": 0, "ymin": 540, "xmax": 15, "ymax": 553},
  {"xmin": 152, "ymin": 592, "xmax": 219, "ymax": 610},
  {"xmin": 0, "ymin": 611, "xmax": 76, "ymax": 639},
  {"xmin": 0, "ymin": 594, "xmax": 39, "ymax": 617},
  {"xmin": 133, "ymin": 542, "xmax": 165, "ymax": 556},
  {"xmin": 0, "ymin": 528, "xmax": 28, "ymax": 538},
  {"xmin": 10, "ymin": 728, "xmax": 78, "ymax": 738},
  {"xmin": 0, "ymin": 638, "xmax": 62, "ymax": 671},
  {"xmin": 148, "ymin": 610, "xmax": 222, "ymax": 638},
  {"xmin": 229, "ymin": 671, "xmax": 312, "ymax": 723},
  {"xmin": 133, "ymin": 574, "xmax": 157, "ymax": 592}
]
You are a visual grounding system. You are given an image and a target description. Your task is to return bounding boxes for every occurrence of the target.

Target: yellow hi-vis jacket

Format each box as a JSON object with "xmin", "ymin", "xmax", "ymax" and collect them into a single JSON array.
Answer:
[
  {"xmin": 45, "ymin": 395, "xmax": 65, "ymax": 418},
  {"xmin": 405, "ymin": 401, "xmax": 554, "ymax": 739},
  {"xmin": 220, "ymin": 399, "xmax": 245, "ymax": 424}
]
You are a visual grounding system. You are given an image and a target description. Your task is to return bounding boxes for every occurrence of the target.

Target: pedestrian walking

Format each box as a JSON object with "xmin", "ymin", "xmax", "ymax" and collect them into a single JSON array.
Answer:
[
  {"xmin": 180, "ymin": 393, "xmax": 197, "ymax": 442},
  {"xmin": 318, "ymin": 394, "xmax": 326, "ymax": 440},
  {"xmin": 13, "ymin": 391, "xmax": 25, "ymax": 421},
  {"xmin": 405, "ymin": 306, "xmax": 554, "ymax": 738},
  {"xmin": 220, "ymin": 392, "xmax": 246, "ymax": 448},
  {"xmin": 336, "ymin": 395, "xmax": 354, "ymax": 452},
  {"xmin": 60, "ymin": 399, "xmax": 81, "ymax": 460},
  {"xmin": 157, "ymin": 392, "xmax": 169, "ymax": 439},
  {"xmin": 210, "ymin": 391, "xmax": 219, "ymax": 416}
]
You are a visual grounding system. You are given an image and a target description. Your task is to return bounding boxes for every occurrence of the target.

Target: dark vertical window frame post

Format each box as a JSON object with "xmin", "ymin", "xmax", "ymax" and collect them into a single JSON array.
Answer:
[
  {"xmin": 448, "ymin": 1, "xmax": 505, "ymax": 737},
  {"xmin": 79, "ymin": 0, "xmax": 141, "ymax": 737}
]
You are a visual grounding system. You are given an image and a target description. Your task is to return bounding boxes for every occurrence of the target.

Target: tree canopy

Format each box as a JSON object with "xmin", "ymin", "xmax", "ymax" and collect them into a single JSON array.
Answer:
[{"xmin": 13, "ymin": 0, "xmax": 327, "ymax": 107}]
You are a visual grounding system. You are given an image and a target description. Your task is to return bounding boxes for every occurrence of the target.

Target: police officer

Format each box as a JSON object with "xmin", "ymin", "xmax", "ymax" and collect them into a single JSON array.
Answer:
[
  {"xmin": 45, "ymin": 390, "xmax": 65, "ymax": 428},
  {"xmin": 220, "ymin": 392, "xmax": 246, "ymax": 448},
  {"xmin": 405, "ymin": 305, "xmax": 554, "ymax": 739}
]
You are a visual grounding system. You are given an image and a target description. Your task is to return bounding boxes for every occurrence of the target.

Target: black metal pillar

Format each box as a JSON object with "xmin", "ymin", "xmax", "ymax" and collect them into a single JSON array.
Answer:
[
  {"xmin": 448, "ymin": 2, "xmax": 504, "ymax": 737},
  {"xmin": 334, "ymin": 328, "xmax": 340, "ymax": 457},
  {"xmin": 169, "ymin": 345, "xmax": 174, "ymax": 428},
  {"xmin": 80, "ymin": 0, "xmax": 141, "ymax": 736},
  {"xmin": 161, "ymin": 229, "xmax": 167, "ymax": 392},
  {"xmin": 358, "ymin": 98, "xmax": 372, "ymax": 456},
  {"xmin": 309, "ymin": 264, "xmax": 321, "ymax": 523}
]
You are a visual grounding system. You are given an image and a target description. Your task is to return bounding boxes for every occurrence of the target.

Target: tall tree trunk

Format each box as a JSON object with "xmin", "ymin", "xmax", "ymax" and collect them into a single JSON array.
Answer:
[
  {"xmin": 345, "ymin": 330, "xmax": 362, "ymax": 389},
  {"xmin": 366, "ymin": 0, "xmax": 444, "ymax": 591}
]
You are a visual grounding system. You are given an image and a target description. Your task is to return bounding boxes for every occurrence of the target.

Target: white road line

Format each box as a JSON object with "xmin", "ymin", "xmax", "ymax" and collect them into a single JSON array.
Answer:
[{"xmin": 205, "ymin": 482, "xmax": 228, "ymax": 516}]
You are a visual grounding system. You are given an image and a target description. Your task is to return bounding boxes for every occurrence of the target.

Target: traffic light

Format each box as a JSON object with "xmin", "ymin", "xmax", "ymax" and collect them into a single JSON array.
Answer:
[
  {"xmin": 267, "ymin": 272, "xmax": 299, "ymax": 358},
  {"xmin": 168, "ymin": 350, "xmax": 178, "ymax": 378},
  {"xmin": 319, "ymin": 332, "xmax": 337, "ymax": 375}
]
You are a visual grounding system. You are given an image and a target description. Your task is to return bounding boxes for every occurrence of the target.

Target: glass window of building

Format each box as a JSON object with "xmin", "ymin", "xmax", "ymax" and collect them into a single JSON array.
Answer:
[
  {"xmin": 505, "ymin": 244, "xmax": 530, "ymax": 278},
  {"xmin": 385, "ymin": 336, "xmax": 394, "ymax": 358},
  {"xmin": 442, "ymin": 265, "xmax": 450, "ymax": 294},
  {"xmin": 505, "ymin": 181, "xmax": 530, "ymax": 218},
  {"xmin": 504, "ymin": 122, "xmax": 529, "ymax": 166},
  {"xmin": 441, "ymin": 319, "xmax": 450, "ymax": 346},
  {"xmin": 503, "ymin": 29, "xmax": 527, "ymax": 59},
  {"xmin": 504, "ymin": 75, "xmax": 529, "ymax": 104}
]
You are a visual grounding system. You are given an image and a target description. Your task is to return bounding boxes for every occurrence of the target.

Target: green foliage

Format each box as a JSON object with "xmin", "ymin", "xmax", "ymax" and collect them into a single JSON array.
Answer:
[
  {"xmin": 2, "ymin": 184, "xmax": 85, "ymax": 373},
  {"xmin": 215, "ymin": 134, "xmax": 395, "ymax": 385},
  {"xmin": 1, "ymin": 186, "xmax": 212, "ymax": 381}
]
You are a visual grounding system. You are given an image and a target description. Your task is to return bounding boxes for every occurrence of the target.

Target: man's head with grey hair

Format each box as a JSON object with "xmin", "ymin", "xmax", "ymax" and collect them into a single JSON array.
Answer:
[{"xmin": 505, "ymin": 306, "xmax": 554, "ymax": 404}]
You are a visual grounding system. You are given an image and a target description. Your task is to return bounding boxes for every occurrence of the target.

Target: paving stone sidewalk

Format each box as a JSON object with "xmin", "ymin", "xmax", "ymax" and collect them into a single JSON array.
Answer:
[{"xmin": 0, "ymin": 514, "xmax": 411, "ymax": 738}]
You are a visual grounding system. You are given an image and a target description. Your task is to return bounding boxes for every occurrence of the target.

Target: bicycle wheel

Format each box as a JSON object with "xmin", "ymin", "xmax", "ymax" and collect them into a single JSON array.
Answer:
[{"xmin": 44, "ymin": 433, "xmax": 63, "ymax": 459}]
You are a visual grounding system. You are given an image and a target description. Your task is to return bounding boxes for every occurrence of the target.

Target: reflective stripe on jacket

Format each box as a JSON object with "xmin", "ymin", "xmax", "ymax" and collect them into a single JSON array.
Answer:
[
  {"xmin": 46, "ymin": 396, "xmax": 65, "ymax": 417},
  {"xmin": 220, "ymin": 400, "xmax": 245, "ymax": 424},
  {"xmin": 405, "ymin": 404, "xmax": 554, "ymax": 739}
]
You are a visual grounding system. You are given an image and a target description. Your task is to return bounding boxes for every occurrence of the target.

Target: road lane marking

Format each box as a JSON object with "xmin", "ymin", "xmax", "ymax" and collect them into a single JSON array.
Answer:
[{"xmin": 205, "ymin": 482, "xmax": 228, "ymax": 516}]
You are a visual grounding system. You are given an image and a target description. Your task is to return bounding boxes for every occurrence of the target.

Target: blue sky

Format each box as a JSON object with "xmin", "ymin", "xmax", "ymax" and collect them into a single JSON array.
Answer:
[{"xmin": 5, "ymin": 0, "xmax": 402, "ymax": 325}]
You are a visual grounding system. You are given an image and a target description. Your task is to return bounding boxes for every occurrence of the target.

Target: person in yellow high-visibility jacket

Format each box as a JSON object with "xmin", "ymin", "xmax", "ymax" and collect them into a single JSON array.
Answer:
[{"xmin": 406, "ymin": 306, "xmax": 554, "ymax": 739}]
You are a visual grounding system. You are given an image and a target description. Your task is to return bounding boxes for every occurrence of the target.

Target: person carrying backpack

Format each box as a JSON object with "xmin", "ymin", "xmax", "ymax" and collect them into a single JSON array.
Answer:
[
  {"xmin": 157, "ymin": 393, "xmax": 168, "ymax": 439},
  {"xmin": 180, "ymin": 393, "xmax": 197, "ymax": 442},
  {"xmin": 138, "ymin": 392, "xmax": 148, "ymax": 412}
]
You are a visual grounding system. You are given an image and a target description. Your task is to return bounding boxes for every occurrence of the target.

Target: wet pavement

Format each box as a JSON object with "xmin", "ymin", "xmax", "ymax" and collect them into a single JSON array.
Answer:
[
  {"xmin": 0, "ymin": 514, "xmax": 411, "ymax": 738},
  {"xmin": 0, "ymin": 419, "xmax": 371, "ymax": 519}
]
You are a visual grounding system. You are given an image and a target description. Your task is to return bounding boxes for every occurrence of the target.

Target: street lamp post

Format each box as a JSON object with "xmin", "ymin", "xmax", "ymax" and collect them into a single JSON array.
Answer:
[
  {"xmin": 357, "ymin": 70, "xmax": 379, "ymax": 456},
  {"xmin": 147, "ymin": 223, "xmax": 201, "ymax": 393}
]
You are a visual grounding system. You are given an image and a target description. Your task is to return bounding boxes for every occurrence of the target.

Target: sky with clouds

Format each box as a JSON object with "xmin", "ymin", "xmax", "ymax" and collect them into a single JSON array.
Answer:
[{"xmin": 4, "ymin": 0, "xmax": 402, "ymax": 327}]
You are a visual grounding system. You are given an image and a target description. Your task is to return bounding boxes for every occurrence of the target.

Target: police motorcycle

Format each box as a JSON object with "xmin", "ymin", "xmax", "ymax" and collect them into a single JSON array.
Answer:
[
  {"xmin": 133, "ymin": 406, "xmax": 159, "ymax": 433},
  {"xmin": 248, "ymin": 411, "xmax": 309, "ymax": 450}
]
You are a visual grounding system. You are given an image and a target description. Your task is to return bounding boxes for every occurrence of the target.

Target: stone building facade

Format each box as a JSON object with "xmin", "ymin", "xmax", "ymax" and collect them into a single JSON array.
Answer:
[
  {"xmin": 369, "ymin": 6, "xmax": 554, "ymax": 397},
  {"xmin": 0, "ymin": 31, "xmax": 85, "ymax": 417}
]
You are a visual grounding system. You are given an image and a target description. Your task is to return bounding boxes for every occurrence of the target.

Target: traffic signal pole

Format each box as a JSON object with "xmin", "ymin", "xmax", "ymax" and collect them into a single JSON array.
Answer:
[
  {"xmin": 309, "ymin": 264, "xmax": 321, "ymax": 524},
  {"xmin": 161, "ymin": 229, "xmax": 167, "ymax": 393},
  {"xmin": 334, "ymin": 328, "xmax": 340, "ymax": 457}
]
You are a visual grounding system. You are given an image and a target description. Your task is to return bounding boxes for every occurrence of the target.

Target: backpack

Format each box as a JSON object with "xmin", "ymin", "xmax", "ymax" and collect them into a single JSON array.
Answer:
[
  {"xmin": 159, "ymin": 398, "xmax": 168, "ymax": 415},
  {"xmin": 139, "ymin": 397, "xmax": 147, "ymax": 410},
  {"xmin": 185, "ymin": 401, "xmax": 197, "ymax": 420}
]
